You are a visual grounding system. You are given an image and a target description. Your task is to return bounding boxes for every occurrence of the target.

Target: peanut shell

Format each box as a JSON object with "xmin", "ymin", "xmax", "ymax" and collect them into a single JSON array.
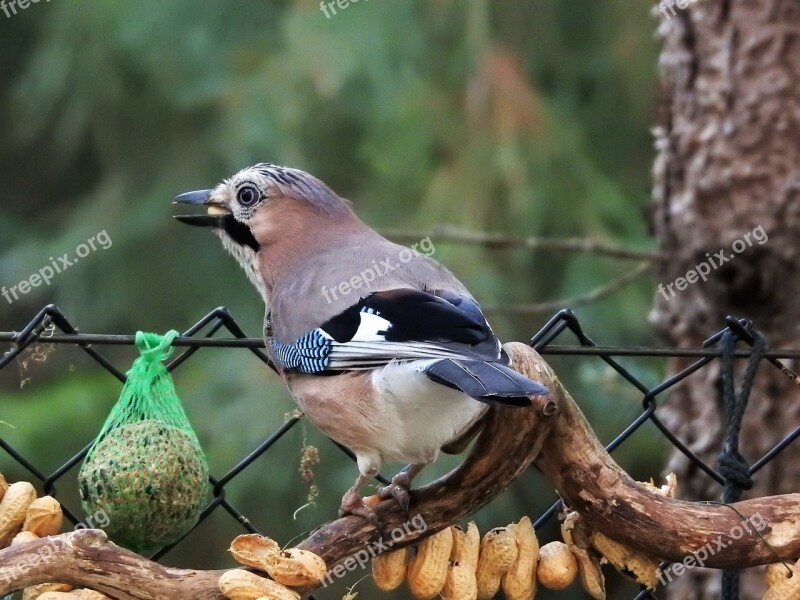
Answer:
[
  {"xmin": 22, "ymin": 583, "xmax": 73, "ymax": 600},
  {"xmin": 763, "ymin": 557, "xmax": 800, "ymax": 600},
  {"xmin": 372, "ymin": 547, "xmax": 407, "ymax": 591},
  {"xmin": 72, "ymin": 591, "xmax": 112, "ymax": 600},
  {"xmin": 442, "ymin": 524, "xmax": 479, "ymax": 600},
  {"xmin": 264, "ymin": 548, "xmax": 327, "ymax": 587},
  {"xmin": 590, "ymin": 531, "xmax": 659, "ymax": 589},
  {"xmin": 407, "ymin": 527, "xmax": 453, "ymax": 600},
  {"xmin": 11, "ymin": 530, "xmax": 40, "ymax": 545},
  {"xmin": 502, "ymin": 517, "xmax": 539, "ymax": 600},
  {"xmin": 219, "ymin": 569, "xmax": 300, "ymax": 600},
  {"xmin": 24, "ymin": 496, "xmax": 63, "ymax": 537},
  {"xmin": 537, "ymin": 541, "xmax": 577, "ymax": 590},
  {"xmin": 229, "ymin": 534, "xmax": 280, "ymax": 570},
  {"xmin": 442, "ymin": 563, "xmax": 476, "ymax": 600},
  {"xmin": 570, "ymin": 545, "xmax": 605, "ymax": 599},
  {"xmin": 476, "ymin": 527, "xmax": 518, "ymax": 600},
  {"xmin": 0, "ymin": 481, "xmax": 37, "ymax": 547}
]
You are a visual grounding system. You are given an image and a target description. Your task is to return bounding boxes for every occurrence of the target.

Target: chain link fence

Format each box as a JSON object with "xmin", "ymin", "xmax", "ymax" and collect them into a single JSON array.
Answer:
[{"xmin": 2, "ymin": 304, "xmax": 799, "ymax": 599}]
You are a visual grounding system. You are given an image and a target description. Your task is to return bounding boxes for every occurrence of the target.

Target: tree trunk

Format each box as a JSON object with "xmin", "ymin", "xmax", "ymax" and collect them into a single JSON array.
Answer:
[{"xmin": 651, "ymin": 0, "xmax": 800, "ymax": 597}]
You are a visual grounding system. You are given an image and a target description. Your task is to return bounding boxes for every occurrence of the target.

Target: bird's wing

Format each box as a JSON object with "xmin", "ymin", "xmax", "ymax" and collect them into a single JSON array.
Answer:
[{"xmin": 268, "ymin": 288, "xmax": 503, "ymax": 373}]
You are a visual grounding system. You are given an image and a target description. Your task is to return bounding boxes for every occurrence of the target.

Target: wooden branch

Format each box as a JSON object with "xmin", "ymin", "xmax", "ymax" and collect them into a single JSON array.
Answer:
[
  {"xmin": 0, "ymin": 529, "xmax": 228, "ymax": 599},
  {"xmin": 381, "ymin": 225, "xmax": 664, "ymax": 261},
  {"xmin": 531, "ymin": 355, "xmax": 800, "ymax": 568},
  {"xmin": 2, "ymin": 343, "xmax": 800, "ymax": 599},
  {"xmin": 483, "ymin": 262, "xmax": 652, "ymax": 316}
]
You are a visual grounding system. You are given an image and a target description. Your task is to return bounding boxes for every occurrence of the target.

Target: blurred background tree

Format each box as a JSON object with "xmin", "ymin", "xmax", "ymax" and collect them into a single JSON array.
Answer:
[
  {"xmin": 652, "ymin": 1, "xmax": 800, "ymax": 597},
  {"xmin": 0, "ymin": 1, "xmax": 671, "ymax": 598}
]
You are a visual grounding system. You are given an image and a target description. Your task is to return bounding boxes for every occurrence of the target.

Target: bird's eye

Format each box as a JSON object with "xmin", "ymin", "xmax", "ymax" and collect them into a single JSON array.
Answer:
[{"xmin": 236, "ymin": 185, "xmax": 259, "ymax": 207}]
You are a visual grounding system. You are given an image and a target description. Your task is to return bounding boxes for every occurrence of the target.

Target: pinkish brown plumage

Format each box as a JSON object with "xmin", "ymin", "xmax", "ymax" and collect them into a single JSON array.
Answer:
[{"xmin": 175, "ymin": 163, "xmax": 548, "ymax": 522}]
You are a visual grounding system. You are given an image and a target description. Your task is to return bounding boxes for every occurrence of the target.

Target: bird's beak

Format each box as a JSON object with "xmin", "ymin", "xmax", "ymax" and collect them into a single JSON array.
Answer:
[
  {"xmin": 173, "ymin": 189, "xmax": 229, "ymax": 227},
  {"xmin": 175, "ymin": 189, "xmax": 213, "ymax": 205}
]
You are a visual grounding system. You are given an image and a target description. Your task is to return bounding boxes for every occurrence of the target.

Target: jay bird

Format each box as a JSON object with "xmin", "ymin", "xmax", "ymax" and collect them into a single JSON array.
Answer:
[{"xmin": 174, "ymin": 163, "xmax": 548, "ymax": 523}]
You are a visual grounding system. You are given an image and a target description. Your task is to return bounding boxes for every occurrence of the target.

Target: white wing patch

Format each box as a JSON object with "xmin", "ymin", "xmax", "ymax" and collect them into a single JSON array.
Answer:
[{"xmin": 323, "ymin": 309, "xmax": 467, "ymax": 370}]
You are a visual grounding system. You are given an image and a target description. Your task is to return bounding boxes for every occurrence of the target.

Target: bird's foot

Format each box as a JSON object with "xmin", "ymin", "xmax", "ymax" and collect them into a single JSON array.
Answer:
[
  {"xmin": 378, "ymin": 472, "xmax": 413, "ymax": 515},
  {"xmin": 338, "ymin": 489, "xmax": 381, "ymax": 528}
]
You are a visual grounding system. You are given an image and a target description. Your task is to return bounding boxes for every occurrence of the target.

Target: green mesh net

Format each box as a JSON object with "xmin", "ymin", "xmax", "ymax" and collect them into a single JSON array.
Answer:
[{"xmin": 78, "ymin": 330, "xmax": 210, "ymax": 553}]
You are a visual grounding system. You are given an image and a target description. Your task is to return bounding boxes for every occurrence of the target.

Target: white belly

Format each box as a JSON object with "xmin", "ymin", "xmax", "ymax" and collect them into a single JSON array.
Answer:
[{"xmin": 368, "ymin": 360, "xmax": 488, "ymax": 466}]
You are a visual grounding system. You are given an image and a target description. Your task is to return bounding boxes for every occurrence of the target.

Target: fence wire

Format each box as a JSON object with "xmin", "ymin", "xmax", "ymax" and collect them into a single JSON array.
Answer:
[{"xmin": 1, "ymin": 304, "xmax": 799, "ymax": 600}]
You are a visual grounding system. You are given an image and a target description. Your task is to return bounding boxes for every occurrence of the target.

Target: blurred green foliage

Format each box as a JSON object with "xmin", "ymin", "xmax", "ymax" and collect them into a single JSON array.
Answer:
[{"xmin": 1, "ymin": 1, "xmax": 664, "ymax": 598}]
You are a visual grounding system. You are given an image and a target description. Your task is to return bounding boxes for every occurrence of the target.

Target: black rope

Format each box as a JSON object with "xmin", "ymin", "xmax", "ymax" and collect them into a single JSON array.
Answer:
[{"xmin": 718, "ymin": 329, "xmax": 766, "ymax": 600}]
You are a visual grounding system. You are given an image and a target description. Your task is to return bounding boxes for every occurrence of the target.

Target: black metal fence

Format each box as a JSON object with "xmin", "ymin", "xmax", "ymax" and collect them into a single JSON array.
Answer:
[{"xmin": 2, "ymin": 304, "xmax": 799, "ymax": 599}]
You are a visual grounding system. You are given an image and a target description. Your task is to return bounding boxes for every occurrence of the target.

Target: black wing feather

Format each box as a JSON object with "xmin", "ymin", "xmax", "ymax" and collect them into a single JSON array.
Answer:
[
  {"xmin": 317, "ymin": 288, "xmax": 499, "ymax": 360},
  {"xmin": 425, "ymin": 359, "xmax": 550, "ymax": 406},
  {"xmin": 361, "ymin": 289, "xmax": 486, "ymax": 344}
]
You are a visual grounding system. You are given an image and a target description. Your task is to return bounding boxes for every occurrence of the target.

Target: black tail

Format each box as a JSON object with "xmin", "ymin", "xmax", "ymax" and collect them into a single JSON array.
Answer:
[{"xmin": 424, "ymin": 359, "xmax": 549, "ymax": 407}]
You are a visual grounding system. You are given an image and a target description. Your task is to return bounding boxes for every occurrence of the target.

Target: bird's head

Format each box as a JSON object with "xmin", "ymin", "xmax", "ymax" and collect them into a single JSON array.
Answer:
[{"xmin": 174, "ymin": 163, "xmax": 354, "ymax": 299}]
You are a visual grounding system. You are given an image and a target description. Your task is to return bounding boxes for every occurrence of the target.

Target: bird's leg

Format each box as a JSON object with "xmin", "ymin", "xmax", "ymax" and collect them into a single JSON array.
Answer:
[
  {"xmin": 378, "ymin": 463, "xmax": 425, "ymax": 514},
  {"xmin": 339, "ymin": 472, "xmax": 380, "ymax": 527}
]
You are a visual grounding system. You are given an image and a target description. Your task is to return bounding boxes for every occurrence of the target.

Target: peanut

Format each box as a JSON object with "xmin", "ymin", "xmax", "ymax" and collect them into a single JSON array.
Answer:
[
  {"xmin": 537, "ymin": 541, "xmax": 577, "ymax": 590},
  {"xmin": 442, "ymin": 563, "xmax": 476, "ymax": 600},
  {"xmin": 0, "ymin": 472, "xmax": 8, "ymax": 501},
  {"xmin": 219, "ymin": 569, "xmax": 300, "ymax": 600},
  {"xmin": 22, "ymin": 583, "xmax": 73, "ymax": 600},
  {"xmin": 72, "ymin": 591, "xmax": 112, "ymax": 600},
  {"xmin": 560, "ymin": 511, "xmax": 581, "ymax": 548},
  {"xmin": 362, "ymin": 494, "xmax": 381, "ymax": 508},
  {"xmin": 561, "ymin": 511, "xmax": 605, "ymax": 599},
  {"xmin": 264, "ymin": 548, "xmax": 327, "ymax": 587},
  {"xmin": 590, "ymin": 531, "xmax": 659, "ymax": 590},
  {"xmin": 407, "ymin": 527, "xmax": 453, "ymax": 600},
  {"xmin": 502, "ymin": 517, "xmax": 539, "ymax": 600},
  {"xmin": 229, "ymin": 534, "xmax": 325, "ymax": 586},
  {"xmin": 442, "ymin": 523, "xmax": 479, "ymax": 600},
  {"xmin": 476, "ymin": 527, "xmax": 518, "ymax": 600},
  {"xmin": 765, "ymin": 562, "xmax": 793, "ymax": 589},
  {"xmin": 229, "ymin": 534, "xmax": 280, "ymax": 570},
  {"xmin": 452, "ymin": 522, "xmax": 480, "ymax": 570},
  {"xmin": 24, "ymin": 496, "xmax": 63, "ymax": 537},
  {"xmin": 569, "ymin": 545, "xmax": 605, "ymax": 599},
  {"xmin": 0, "ymin": 481, "xmax": 37, "ymax": 547},
  {"xmin": 12, "ymin": 530, "xmax": 40, "ymax": 545},
  {"xmin": 763, "ymin": 557, "xmax": 800, "ymax": 600},
  {"xmin": 372, "ymin": 546, "xmax": 407, "ymax": 591},
  {"xmin": 29, "ymin": 594, "xmax": 77, "ymax": 600}
]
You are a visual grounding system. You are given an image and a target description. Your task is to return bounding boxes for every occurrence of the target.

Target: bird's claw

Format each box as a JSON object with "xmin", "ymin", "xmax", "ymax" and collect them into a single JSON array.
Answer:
[
  {"xmin": 338, "ymin": 494, "xmax": 381, "ymax": 528},
  {"xmin": 378, "ymin": 477, "xmax": 412, "ymax": 515}
]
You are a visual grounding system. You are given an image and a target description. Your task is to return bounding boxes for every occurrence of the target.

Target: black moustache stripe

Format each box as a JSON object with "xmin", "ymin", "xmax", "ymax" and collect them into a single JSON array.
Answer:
[{"xmin": 222, "ymin": 215, "xmax": 260, "ymax": 251}]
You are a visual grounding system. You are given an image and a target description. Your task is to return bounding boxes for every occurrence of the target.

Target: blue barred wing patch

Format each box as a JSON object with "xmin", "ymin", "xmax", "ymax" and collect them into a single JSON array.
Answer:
[
  {"xmin": 270, "ymin": 329, "xmax": 332, "ymax": 373},
  {"xmin": 271, "ymin": 306, "xmax": 383, "ymax": 373}
]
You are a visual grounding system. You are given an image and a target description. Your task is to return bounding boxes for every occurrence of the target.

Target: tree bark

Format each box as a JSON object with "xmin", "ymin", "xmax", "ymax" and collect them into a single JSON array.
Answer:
[{"xmin": 652, "ymin": 1, "xmax": 800, "ymax": 597}]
